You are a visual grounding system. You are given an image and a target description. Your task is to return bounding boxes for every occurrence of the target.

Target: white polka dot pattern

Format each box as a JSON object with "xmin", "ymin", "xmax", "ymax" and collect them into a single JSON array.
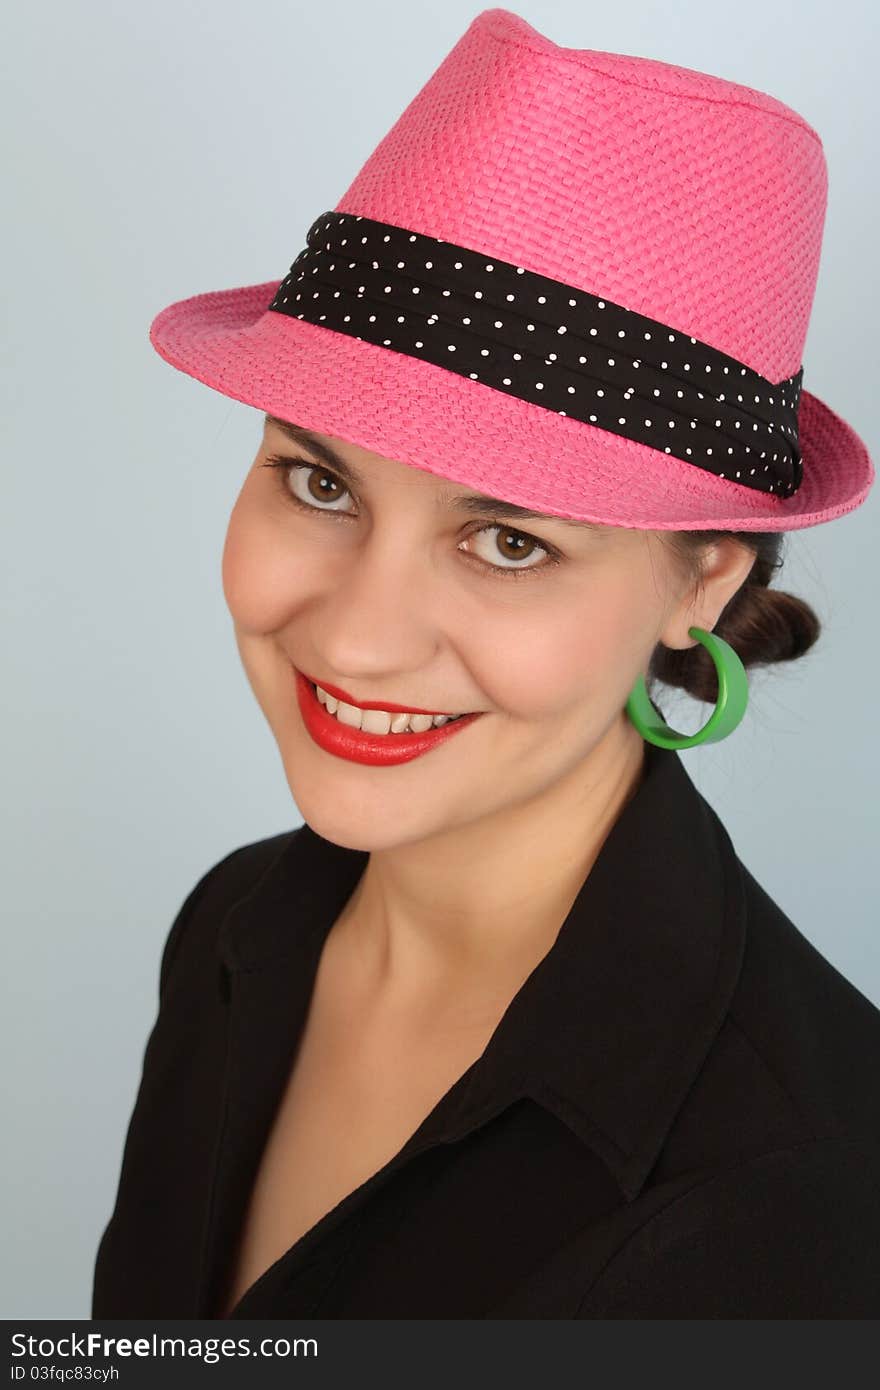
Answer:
[{"xmin": 268, "ymin": 211, "xmax": 804, "ymax": 498}]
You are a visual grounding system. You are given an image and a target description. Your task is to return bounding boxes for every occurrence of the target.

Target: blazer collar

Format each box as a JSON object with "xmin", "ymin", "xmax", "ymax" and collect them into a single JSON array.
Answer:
[{"xmin": 215, "ymin": 739, "xmax": 746, "ymax": 1205}]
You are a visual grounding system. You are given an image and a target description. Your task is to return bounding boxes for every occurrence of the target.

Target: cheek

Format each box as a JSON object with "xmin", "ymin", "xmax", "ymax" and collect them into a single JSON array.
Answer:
[
  {"xmin": 221, "ymin": 498, "xmax": 317, "ymax": 632},
  {"xmin": 464, "ymin": 569, "xmax": 657, "ymax": 719}
]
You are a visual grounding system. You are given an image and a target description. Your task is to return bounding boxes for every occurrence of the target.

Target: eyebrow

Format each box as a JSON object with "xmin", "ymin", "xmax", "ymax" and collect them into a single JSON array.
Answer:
[{"xmin": 264, "ymin": 415, "xmax": 607, "ymax": 532}]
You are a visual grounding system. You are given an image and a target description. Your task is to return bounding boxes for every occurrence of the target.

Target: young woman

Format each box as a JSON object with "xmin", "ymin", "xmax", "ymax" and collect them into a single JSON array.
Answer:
[{"xmin": 92, "ymin": 9, "xmax": 880, "ymax": 1318}]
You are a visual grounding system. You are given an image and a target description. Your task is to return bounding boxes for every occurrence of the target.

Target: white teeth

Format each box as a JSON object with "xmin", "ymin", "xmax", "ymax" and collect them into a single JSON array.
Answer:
[
  {"xmin": 361, "ymin": 708, "xmax": 392, "ymax": 735},
  {"xmin": 314, "ymin": 684, "xmax": 462, "ymax": 735},
  {"xmin": 335, "ymin": 700, "xmax": 363, "ymax": 729}
]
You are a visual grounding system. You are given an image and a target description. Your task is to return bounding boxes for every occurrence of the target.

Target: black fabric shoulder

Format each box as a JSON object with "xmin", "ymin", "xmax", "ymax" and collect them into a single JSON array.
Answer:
[
  {"xmin": 730, "ymin": 860, "xmax": 880, "ymax": 1142},
  {"xmin": 157, "ymin": 831, "xmax": 298, "ymax": 1000},
  {"xmin": 576, "ymin": 1135, "xmax": 880, "ymax": 1317}
]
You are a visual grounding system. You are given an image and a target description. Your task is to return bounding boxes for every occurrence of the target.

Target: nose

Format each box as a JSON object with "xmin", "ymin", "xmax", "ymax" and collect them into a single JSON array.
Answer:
[{"xmin": 309, "ymin": 526, "xmax": 445, "ymax": 679}]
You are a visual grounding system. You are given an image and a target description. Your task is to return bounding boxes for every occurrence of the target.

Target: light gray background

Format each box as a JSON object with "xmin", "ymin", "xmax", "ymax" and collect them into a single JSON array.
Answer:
[{"xmin": 3, "ymin": 0, "xmax": 877, "ymax": 1320}]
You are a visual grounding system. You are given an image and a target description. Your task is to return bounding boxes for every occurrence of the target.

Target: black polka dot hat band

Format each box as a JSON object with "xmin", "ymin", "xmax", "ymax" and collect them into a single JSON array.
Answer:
[
  {"xmin": 148, "ymin": 9, "xmax": 874, "ymax": 530},
  {"xmin": 269, "ymin": 210, "xmax": 804, "ymax": 500}
]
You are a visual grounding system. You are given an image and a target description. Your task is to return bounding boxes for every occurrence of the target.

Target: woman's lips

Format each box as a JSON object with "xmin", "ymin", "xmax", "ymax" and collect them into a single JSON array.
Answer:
[{"xmin": 293, "ymin": 667, "xmax": 484, "ymax": 767}]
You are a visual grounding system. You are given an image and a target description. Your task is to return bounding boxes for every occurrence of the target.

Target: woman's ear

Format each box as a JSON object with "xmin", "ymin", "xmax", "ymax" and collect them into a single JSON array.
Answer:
[{"xmin": 660, "ymin": 539, "xmax": 757, "ymax": 651}]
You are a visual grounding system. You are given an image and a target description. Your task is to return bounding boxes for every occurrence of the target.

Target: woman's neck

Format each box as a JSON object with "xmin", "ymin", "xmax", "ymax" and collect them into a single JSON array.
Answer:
[{"xmin": 326, "ymin": 716, "xmax": 646, "ymax": 1007}]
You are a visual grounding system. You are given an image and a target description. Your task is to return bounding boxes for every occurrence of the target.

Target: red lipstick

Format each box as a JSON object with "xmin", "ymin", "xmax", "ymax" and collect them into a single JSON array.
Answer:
[{"xmin": 293, "ymin": 668, "xmax": 484, "ymax": 767}]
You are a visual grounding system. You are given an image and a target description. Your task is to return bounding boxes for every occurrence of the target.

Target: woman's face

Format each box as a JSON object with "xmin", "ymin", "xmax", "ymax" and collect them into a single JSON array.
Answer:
[{"xmin": 222, "ymin": 416, "xmax": 705, "ymax": 851}]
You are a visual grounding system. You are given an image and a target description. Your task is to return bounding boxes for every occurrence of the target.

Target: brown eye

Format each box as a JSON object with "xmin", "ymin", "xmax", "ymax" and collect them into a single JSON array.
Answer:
[
  {"xmin": 262, "ymin": 454, "xmax": 356, "ymax": 514},
  {"xmin": 462, "ymin": 523, "xmax": 551, "ymax": 574},
  {"xmin": 495, "ymin": 529, "xmax": 539, "ymax": 563},
  {"xmin": 305, "ymin": 467, "xmax": 345, "ymax": 505}
]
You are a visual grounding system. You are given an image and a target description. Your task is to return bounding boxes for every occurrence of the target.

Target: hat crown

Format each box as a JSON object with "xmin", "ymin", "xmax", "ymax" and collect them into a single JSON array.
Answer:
[{"xmin": 336, "ymin": 7, "xmax": 827, "ymax": 383}]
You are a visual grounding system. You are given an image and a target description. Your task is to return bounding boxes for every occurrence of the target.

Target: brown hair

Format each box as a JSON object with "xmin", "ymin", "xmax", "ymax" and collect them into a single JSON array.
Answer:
[{"xmin": 649, "ymin": 531, "xmax": 821, "ymax": 704}]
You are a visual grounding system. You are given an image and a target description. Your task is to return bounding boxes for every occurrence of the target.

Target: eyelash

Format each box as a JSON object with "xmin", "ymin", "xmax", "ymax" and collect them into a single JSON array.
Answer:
[{"xmin": 260, "ymin": 453, "xmax": 563, "ymax": 581}]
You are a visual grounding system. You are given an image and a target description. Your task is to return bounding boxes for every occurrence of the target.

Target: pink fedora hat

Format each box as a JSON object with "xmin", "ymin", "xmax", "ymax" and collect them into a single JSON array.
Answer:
[{"xmin": 148, "ymin": 7, "xmax": 873, "ymax": 531}]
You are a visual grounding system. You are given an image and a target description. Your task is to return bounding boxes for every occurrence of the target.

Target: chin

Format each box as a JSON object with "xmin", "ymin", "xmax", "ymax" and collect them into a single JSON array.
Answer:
[
  {"xmin": 280, "ymin": 767, "xmax": 427, "ymax": 854},
  {"xmin": 301, "ymin": 807, "xmax": 429, "ymax": 855}
]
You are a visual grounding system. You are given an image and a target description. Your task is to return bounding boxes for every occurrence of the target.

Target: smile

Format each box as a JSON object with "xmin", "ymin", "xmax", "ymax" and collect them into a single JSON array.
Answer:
[
  {"xmin": 293, "ymin": 668, "xmax": 484, "ymax": 767},
  {"xmin": 314, "ymin": 683, "xmax": 463, "ymax": 734}
]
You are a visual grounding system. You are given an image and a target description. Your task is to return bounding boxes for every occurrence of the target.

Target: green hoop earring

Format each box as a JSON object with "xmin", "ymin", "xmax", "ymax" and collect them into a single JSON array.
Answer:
[{"xmin": 626, "ymin": 626, "xmax": 749, "ymax": 749}]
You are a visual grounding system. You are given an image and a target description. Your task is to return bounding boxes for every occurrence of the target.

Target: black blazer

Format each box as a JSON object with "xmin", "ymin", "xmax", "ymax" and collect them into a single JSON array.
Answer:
[{"xmin": 91, "ymin": 740, "xmax": 880, "ymax": 1318}]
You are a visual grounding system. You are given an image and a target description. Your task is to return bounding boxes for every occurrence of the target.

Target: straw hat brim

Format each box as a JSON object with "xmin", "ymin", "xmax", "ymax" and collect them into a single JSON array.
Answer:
[{"xmin": 149, "ymin": 282, "xmax": 875, "ymax": 533}]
